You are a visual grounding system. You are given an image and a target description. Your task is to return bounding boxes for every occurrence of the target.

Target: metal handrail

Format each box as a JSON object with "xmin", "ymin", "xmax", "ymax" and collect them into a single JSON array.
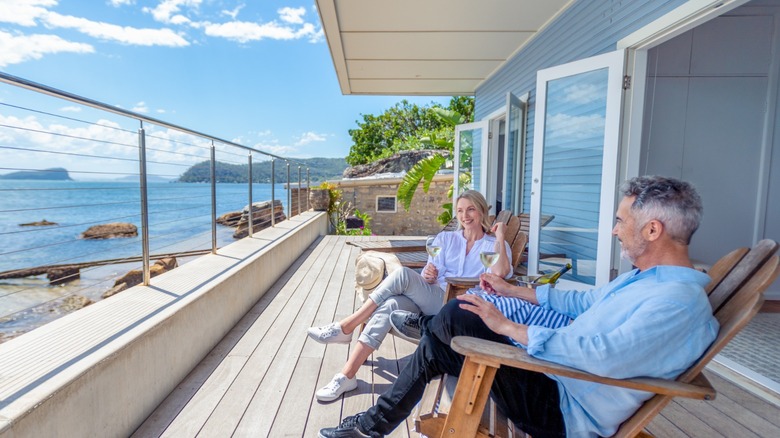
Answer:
[{"xmin": 0, "ymin": 72, "xmax": 308, "ymax": 166}]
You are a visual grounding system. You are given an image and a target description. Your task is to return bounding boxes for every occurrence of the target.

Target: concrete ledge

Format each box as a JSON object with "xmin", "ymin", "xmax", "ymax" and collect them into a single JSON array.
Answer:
[{"xmin": 0, "ymin": 212, "xmax": 328, "ymax": 437}]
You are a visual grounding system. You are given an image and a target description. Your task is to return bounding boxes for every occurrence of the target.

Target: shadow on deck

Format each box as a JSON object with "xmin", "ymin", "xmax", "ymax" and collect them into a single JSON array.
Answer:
[{"xmin": 133, "ymin": 235, "xmax": 780, "ymax": 437}]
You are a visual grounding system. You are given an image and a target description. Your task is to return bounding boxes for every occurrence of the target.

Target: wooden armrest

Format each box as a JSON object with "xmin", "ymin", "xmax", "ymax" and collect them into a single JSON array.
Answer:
[
  {"xmin": 451, "ymin": 336, "xmax": 716, "ymax": 400},
  {"xmin": 445, "ymin": 276, "xmax": 480, "ymax": 287}
]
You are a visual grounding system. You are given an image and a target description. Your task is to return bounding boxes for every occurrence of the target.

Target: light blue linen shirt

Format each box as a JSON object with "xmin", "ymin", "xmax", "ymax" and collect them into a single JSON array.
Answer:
[{"xmin": 528, "ymin": 266, "xmax": 719, "ymax": 437}]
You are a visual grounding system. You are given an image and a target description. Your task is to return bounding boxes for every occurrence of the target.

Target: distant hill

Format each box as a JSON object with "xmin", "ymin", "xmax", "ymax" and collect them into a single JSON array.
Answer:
[
  {"xmin": 0, "ymin": 168, "xmax": 72, "ymax": 180},
  {"xmin": 178, "ymin": 158, "xmax": 348, "ymax": 183}
]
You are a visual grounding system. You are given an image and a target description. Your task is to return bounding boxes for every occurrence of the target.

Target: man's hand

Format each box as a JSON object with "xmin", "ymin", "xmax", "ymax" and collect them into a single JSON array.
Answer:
[
  {"xmin": 422, "ymin": 263, "xmax": 438, "ymax": 284},
  {"xmin": 456, "ymin": 294, "xmax": 529, "ymax": 345},
  {"xmin": 479, "ymin": 273, "xmax": 538, "ymax": 304}
]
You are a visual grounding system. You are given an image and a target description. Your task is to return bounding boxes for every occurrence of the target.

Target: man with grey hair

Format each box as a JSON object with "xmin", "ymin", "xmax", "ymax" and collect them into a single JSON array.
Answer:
[{"xmin": 319, "ymin": 176, "xmax": 718, "ymax": 438}]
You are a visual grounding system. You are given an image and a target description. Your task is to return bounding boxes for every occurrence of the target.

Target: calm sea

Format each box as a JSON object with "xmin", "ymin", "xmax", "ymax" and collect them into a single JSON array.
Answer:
[{"xmin": 0, "ymin": 180, "xmax": 291, "ymax": 336}]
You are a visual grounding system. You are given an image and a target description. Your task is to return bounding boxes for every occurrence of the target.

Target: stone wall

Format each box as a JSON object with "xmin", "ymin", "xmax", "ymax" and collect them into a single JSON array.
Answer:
[{"xmin": 331, "ymin": 174, "xmax": 452, "ymax": 236}]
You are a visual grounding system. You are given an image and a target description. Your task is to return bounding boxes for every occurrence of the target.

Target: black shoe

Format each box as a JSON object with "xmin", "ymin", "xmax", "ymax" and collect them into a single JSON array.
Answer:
[
  {"xmin": 389, "ymin": 310, "xmax": 422, "ymax": 344},
  {"xmin": 318, "ymin": 413, "xmax": 383, "ymax": 438}
]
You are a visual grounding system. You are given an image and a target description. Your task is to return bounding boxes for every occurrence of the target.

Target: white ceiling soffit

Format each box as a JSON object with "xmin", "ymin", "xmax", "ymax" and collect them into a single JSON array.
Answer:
[{"xmin": 316, "ymin": 0, "xmax": 574, "ymax": 96}]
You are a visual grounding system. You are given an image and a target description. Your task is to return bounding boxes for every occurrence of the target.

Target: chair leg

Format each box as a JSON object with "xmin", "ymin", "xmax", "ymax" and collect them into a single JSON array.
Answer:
[{"xmin": 439, "ymin": 356, "xmax": 498, "ymax": 437}]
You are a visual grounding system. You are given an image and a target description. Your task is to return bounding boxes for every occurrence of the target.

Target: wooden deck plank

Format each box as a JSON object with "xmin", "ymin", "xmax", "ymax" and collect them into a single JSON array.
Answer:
[
  {"xmin": 230, "ymin": 237, "xmax": 349, "ymax": 437},
  {"xmin": 131, "ymin": 236, "xmax": 325, "ymax": 438},
  {"xmin": 190, "ymin": 236, "xmax": 339, "ymax": 437},
  {"xmin": 134, "ymin": 235, "xmax": 780, "ymax": 438},
  {"xmin": 706, "ymin": 371, "xmax": 780, "ymax": 427}
]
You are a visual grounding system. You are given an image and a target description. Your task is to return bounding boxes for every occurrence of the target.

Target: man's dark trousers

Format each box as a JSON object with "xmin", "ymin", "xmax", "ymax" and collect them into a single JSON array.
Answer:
[{"xmin": 356, "ymin": 299, "xmax": 567, "ymax": 438}]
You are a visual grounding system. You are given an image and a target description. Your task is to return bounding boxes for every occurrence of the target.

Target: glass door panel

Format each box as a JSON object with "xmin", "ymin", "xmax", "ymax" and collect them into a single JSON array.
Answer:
[
  {"xmin": 453, "ymin": 121, "xmax": 489, "ymax": 206},
  {"xmin": 504, "ymin": 92, "xmax": 526, "ymax": 214},
  {"xmin": 529, "ymin": 50, "xmax": 625, "ymax": 287}
]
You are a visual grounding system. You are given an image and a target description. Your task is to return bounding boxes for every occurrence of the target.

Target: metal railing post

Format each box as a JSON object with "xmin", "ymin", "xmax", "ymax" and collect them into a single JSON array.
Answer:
[
  {"xmin": 210, "ymin": 141, "xmax": 217, "ymax": 253},
  {"xmin": 247, "ymin": 152, "xmax": 253, "ymax": 238},
  {"xmin": 306, "ymin": 168, "xmax": 311, "ymax": 211},
  {"xmin": 298, "ymin": 165, "xmax": 302, "ymax": 215},
  {"xmin": 271, "ymin": 159, "xmax": 276, "ymax": 227},
  {"xmin": 138, "ymin": 123, "xmax": 151, "ymax": 285},
  {"xmin": 287, "ymin": 162, "xmax": 291, "ymax": 218}
]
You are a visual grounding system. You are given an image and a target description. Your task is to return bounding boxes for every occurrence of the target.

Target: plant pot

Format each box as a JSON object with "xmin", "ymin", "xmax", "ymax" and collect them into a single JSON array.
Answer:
[{"xmin": 309, "ymin": 189, "xmax": 330, "ymax": 211}]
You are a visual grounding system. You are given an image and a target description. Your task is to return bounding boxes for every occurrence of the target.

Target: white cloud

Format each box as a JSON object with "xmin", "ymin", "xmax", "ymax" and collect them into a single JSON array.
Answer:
[
  {"xmin": 0, "ymin": 30, "xmax": 94, "ymax": 67},
  {"xmin": 278, "ymin": 7, "xmax": 305, "ymax": 25},
  {"xmin": 295, "ymin": 131, "xmax": 327, "ymax": 146},
  {"xmin": 60, "ymin": 105, "xmax": 82, "ymax": 112},
  {"xmin": 221, "ymin": 4, "xmax": 244, "ymax": 20},
  {"xmin": 43, "ymin": 12, "xmax": 189, "ymax": 46},
  {"xmin": 109, "ymin": 0, "xmax": 134, "ymax": 6},
  {"xmin": 156, "ymin": 108, "xmax": 166, "ymax": 114},
  {"xmin": 258, "ymin": 144, "xmax": 299, "ymax": 156},
  {"xmin": 131, "ymin": 101, "xmax": 148, "ymax": 113},
  {"xmin": 143, "ymin": 0, "xmax": 201, "ymax": 24},
  {"xmin": 0, "ymin": 0, "xmax": 55, "ymax": 26},
  {"xmin": 202, "ymin": 20, "xmax": 316, "ymax": 43}
]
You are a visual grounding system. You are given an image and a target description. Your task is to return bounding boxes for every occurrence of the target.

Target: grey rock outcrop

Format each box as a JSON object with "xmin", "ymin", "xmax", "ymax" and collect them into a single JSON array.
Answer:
[
  {"xmin": 233, "ymin": 200, "xmax": 286, "ymax": 239},
  {"xmin": 102, "ymin": 257, "xmax": 178, "ymax": 298},
  {"xmin": 342, "ymin": 150, "xmax": 449, "ymax": 179},
  {"xmin": 81, "ymin": 222, "xmax": 138, "ymax": 239}
]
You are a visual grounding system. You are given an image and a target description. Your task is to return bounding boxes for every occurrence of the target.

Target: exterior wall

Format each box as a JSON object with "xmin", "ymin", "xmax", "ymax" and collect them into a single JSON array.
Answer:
[
  {"xmin": 332, "ymin": 175, "xmax": 452, "ymax": 236},
  {"xmin": 474, "ymin": 0, "xmax": 688, "ymax": 212}
]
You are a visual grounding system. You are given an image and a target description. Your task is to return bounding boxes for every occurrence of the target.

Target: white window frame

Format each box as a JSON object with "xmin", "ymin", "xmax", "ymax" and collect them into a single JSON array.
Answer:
[{"xmin": 375, "ymin": 195, "xmax": 397, "ymax": 213}]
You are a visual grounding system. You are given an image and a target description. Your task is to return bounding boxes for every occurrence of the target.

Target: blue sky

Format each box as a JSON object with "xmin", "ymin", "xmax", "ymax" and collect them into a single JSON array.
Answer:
[{"xmin": 0, "ymin": 0, "xmax": 449, "ymax": 177}]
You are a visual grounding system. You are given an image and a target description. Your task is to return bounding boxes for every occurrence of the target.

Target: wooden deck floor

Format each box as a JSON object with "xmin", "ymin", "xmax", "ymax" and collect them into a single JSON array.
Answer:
[{"xmin": 132, "ymin": 235, "xmax": 780, "ymax": 438}]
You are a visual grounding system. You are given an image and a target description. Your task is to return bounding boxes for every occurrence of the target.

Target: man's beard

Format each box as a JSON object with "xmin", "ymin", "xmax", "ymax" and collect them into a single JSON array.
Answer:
[{"xmin": 620, "ymin": 233, "xmax": 648, "ymax": 265}]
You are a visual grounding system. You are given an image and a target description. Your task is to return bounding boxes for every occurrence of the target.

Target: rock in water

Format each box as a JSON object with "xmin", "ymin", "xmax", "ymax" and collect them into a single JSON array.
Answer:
[
  {"xmin": 47, "ymin": 266, "xmax": 80, "ymax": 285},
  {"xmin": 81, "ymin": 222, "xmax": 138, "ymax": 239},
  {"xmin": 103, "ymin": 257, "xmax": 178, "ymax": 298},
  {"xmin": 19, "ymin": 219, "xmax": 58, "ymax": 226},
  {"xmin": 233, "ymin": 200, "xmax": 286, "ymax": 239}
]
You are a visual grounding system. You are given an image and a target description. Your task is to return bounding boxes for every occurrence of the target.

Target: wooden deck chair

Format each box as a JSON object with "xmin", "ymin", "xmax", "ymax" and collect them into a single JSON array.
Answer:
[{"xmin": 417, "ymin": 239, "xmax": 780, "ymax": 438}]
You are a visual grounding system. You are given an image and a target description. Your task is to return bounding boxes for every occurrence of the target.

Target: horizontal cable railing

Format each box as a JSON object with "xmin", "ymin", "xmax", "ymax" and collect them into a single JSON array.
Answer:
[{"xmin": 0, "ymin": 72, "xmax": 313, "ymax": 342}]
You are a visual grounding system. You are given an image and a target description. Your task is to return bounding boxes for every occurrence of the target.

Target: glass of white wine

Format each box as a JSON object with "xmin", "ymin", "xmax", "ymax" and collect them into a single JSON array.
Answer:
[
  {"xmin": 480, "ymin": 251, "xmax": 500, "ymax": 273},
  {"xmin": 426, "ymin": 235, "xmax": 441, "ymax": 259}
]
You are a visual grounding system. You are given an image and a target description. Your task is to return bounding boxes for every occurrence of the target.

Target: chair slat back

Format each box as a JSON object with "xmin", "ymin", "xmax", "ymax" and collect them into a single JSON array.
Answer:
[{"xmin": 708, "ymin": 239, "xmax": 779, "ymax": 313}]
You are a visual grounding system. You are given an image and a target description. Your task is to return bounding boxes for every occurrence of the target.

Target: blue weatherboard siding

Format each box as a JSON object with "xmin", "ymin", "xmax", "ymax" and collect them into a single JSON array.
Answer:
[{"xmin": 474, "ymin": 0, "xmax": 688, "ymax": 213}]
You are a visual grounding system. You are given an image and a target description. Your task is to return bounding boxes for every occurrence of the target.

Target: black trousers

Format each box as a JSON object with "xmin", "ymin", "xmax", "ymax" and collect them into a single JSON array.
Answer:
[{"xmin": 358, "ymin": 299, "xmax": 567, "ymax": 438}]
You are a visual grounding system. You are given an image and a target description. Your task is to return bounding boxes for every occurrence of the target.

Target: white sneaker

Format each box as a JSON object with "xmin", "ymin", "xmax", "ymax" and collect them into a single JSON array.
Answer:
[
  {"xmin": 316, "ymin": 373, "xmax": 358, "ymax": 402},
  {"xmin": 308, "ymin": 322, "xmax": 353, "ymax": 344}
]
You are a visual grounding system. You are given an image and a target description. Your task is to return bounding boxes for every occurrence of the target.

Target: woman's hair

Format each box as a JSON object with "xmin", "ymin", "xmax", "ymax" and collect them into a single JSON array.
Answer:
[
  {"xmin": 620, "ymin": 176, "xmax": 703, "ymax": 244},
  {"xmin": 455, "ymin": 190, "xmax": 492, "ymax": 233}
]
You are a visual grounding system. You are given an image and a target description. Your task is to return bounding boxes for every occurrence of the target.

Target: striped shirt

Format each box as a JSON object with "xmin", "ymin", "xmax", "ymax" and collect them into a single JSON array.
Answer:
[{"xmin": 467, "ymin": 290, "xmax": 571, "ymax": 347}]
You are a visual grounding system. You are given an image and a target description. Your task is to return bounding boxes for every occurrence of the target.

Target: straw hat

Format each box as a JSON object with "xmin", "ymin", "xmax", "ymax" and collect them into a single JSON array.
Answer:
[{"xmin": 355, "ymin": 251, "xmax": 402, "ymax": 301}]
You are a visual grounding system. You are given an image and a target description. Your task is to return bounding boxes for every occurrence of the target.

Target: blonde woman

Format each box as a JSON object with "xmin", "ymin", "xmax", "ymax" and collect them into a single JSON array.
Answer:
[{"xmin": 307, "ymin": 190, "xmax": 511, "ymax": 401}]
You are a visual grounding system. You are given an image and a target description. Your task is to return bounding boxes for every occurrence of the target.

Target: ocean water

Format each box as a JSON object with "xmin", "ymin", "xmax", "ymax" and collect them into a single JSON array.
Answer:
[{"xmin": 0, "ymin": 180, "xmax": 291, "ymax": 337}]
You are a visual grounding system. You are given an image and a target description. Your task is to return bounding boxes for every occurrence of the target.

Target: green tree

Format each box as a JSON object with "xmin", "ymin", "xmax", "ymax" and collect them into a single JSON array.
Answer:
[
  {"xmin": 396, "ymin": 106, "xmax": 474, "ymax": 225},
  {"xmin": 346, "ymin": 98, "xmax": 474, "ymax": 166}
]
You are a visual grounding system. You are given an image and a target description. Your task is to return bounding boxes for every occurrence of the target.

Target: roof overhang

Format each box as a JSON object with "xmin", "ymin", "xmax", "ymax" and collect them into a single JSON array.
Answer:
[{"xmin": 315, "ymin": 0, "xmax": 573, "ymax": 95}]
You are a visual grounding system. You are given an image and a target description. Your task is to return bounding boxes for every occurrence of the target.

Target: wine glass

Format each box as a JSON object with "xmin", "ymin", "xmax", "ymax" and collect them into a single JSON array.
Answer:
[
  {"xmin": 425, "ymin": 235, "xmax": 441, "ymax": 259},
  {"xmin": 480, "ymin": 251, "xmax": 499, "ymax": 273}
]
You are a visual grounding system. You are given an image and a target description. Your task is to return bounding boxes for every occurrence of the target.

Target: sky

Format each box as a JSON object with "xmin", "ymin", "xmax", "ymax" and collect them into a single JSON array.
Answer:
[{"xmin": 0, "ymin": 0, "xmax": 450, "ymax": 179}]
